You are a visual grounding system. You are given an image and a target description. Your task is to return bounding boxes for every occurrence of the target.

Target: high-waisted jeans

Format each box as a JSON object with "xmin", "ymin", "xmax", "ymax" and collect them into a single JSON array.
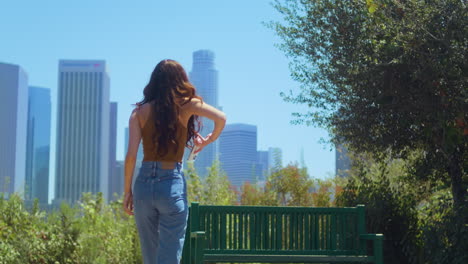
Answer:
[{"xmin": 132, "ymin": 161, "xmax": 188, "ymax": 264}]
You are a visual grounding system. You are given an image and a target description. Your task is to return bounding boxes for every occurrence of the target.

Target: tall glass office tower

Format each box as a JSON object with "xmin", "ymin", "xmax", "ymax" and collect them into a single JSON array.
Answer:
[
  {"xmin": 219, "ymin": 123, "xmax": 259, "ymax": 187},
  {"xmin": 25, "ymin": 86, "xmax": 51, "ymax": 204},
  {"xmin": 54, "ymin": 60, "xmax": 110, "ymax": 204},
  {"xmin": 189, "ymin": 50, "xmax": 219, "ymax": 176},
  {"xmin": 0, "ymin": 63, "xmax": 28, "ymax": 198},
  {"xmin": 107, "ymin": 102, "xmax": 118, "ymax": 201},
  {"xmin": 256, "ymin": 150, "xmax": 269, "ymax": 181}
]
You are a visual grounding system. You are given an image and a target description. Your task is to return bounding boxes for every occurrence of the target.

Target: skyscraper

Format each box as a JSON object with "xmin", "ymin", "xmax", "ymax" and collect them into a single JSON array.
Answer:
[
  {"xmin": 54, "ymin": 60, "xmax": 110, "ymax": 204},
  {"xmin": 107, "ymin": 102, "xmax": 118, "ymax": 201},
  {"xmin": 109, "ymin": 160, "xmax": 124, "ymax": 201},
  {"xmin": 189, "ymin": 50, "xmax": 219, "ymax": 176},
  {"xmin": 257, "ymin": 150, "xmax": 269, "ymax": 181},
  {"xmin": 268, "ymin": 147, "xmax": 283, "ymax": 170},
  {"xmin": 219, "ymin": 123, "xmax": 259, "ymax": 187},
  {"xmin": 0, "ymin": 63, "xmax": 28, "ymax": 197},
  {"xmin": 25, "ymin": 86, "xmax": 51, "ymax": 204}
]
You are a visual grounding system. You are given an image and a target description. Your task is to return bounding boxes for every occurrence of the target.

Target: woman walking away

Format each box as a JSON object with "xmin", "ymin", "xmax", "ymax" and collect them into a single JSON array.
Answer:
[{"xmin": 122, "ymin": 59, "xmax": 226, "ymax": 264}]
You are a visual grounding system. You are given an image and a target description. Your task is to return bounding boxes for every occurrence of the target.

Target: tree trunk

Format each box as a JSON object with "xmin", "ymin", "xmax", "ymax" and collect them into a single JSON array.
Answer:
[
  {"xmin": 446, "ymin": 143, "xmax": 467, "ymax": 264},
  {"xmin": 447, "ymin": 144, "xmax": 467, "ymax": 216}
]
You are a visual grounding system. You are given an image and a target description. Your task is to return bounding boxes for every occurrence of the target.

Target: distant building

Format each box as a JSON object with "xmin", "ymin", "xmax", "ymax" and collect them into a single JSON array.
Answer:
[
  {"xmin": 25, "ymin": 86, "xmax": 51, "ymax": 205},
  {"xmin": 189, "ymin": 50, "xmax": 219, "ymax": 176},
  {"xmin": 268, "ymin": 147, "xmax": 283, "ymax": 170},
  {"xmin": 107, "ymin": 102, "xmax": 118, "ymax": 201},
  {"xmin": 219, "ymin": 123, "xmax": 260, "ymax": 187},
  {"xmin": 109, "ymin": 160, "xmax": 124, "ymax": 201},
  {"xmin": 54, "ymin": 60, "xmax": 110, "ymax": 204},
  {"xmin": 335, "ymin": 144, "xmax": 351, "ymax": 177},
  {"xmin": 256, "ymin": 150, "xmax": 269, "ymax": 181},
  {"xmin": 256, "ymin": 147, "xmax": 283, "ymax": 183},
  {"xmin": 0, "ymin": 63, "xmax": 28, "ymax": 198}
]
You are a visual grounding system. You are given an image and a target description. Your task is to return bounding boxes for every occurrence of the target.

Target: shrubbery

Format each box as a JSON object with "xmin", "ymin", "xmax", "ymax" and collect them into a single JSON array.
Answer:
[
  {"xmin": 1, "ymin": 156, "xmax": 465, "ymax": 263},
  {"xmin": 336, "ymin": 151, "xmax": 468, "ymax": 264},
  {"xmin": 0, "ymin": 192, "xmax": 141, "ymax": 264}
]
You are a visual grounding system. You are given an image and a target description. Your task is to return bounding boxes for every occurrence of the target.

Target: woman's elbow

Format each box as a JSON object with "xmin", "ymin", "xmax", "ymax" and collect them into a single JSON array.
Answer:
[
  {"xmin": 216, "ymin": 113, "xmax": 227, "ymax": 127},
  {"xmin": 219, "ymin": 112, "xmax": 227, "ymax": 123}
]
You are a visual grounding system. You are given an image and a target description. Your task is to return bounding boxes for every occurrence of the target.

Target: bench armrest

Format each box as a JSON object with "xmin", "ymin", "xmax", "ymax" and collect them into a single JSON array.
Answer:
[
  {"xmin": 360, "ymin": 234, "xmax": 384, "ymax": 240},
  {"xmin": 190, "ymin": 231, "xmax": 205, "ymax": 264},
  {"xmin": 360, "ymin": 234, "xmax": 384, "ymax": 264}
]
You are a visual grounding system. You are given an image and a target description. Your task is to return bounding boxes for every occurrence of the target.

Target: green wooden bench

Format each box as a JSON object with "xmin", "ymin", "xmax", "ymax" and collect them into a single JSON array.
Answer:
[{"xmin": 182, "ymin": 203, "xmax": 383, "ymax": 264}]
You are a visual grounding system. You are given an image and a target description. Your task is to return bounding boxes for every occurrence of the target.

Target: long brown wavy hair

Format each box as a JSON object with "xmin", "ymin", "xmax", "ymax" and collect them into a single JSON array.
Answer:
[{"xmin": 137, "ymin": 59, "xmax": 202, "ymax": 156}]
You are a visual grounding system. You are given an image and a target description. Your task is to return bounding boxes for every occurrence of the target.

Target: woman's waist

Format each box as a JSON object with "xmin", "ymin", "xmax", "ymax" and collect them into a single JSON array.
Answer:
[
  {"xmin": 142, "ymin": 152, "xmax": 184, "ymax": 164},
  {"xmin": 140, "ymin": 160, "xmax": 182, "ymax": 170}
]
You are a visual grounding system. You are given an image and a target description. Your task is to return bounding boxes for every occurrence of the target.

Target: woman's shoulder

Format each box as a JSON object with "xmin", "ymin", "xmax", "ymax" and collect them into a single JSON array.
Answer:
[
  {"xmin": 135, "ymin": 102, "xmax": 154, "ymax": 112},
  {"xmin": 181, "ymin": 97, "xmax": 204, "ymax": 113},
  {"xmin": 180, "ymin": 97, "xmax": 202, "ymax": 107},
  {"xmin": 131, "ymin": 102, "xmax": 153, "ymax": 123}
]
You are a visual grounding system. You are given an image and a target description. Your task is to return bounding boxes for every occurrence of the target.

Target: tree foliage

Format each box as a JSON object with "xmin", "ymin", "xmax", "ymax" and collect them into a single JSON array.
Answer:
[
  {"xmin": 337, "ymin": 149, "xmax": 468, "ymax": 264},
  {"xmin": 269, "ymin": 163, "xmax": 314, "ymax": 206},
  {"xmin": 270, "ymin": 0, "xmax": 467, "ymax": 209},
  {"xmin": 239, "ymin": 162, "xmax": 344, "ymax": 207},
  {"xmin": 240, "ymin": 182, "xmax": 266, "ymax": 205},
  {"xmin": 336, "ymin": 154, "xmax": 422, "ymax": 264},
  {"xmin": 185, "ymin": 162, "xmax": 203, "ymax": 203},
  {"xmin": 185, "ymin": 159, "xmax": 238, "ymax": 205}
]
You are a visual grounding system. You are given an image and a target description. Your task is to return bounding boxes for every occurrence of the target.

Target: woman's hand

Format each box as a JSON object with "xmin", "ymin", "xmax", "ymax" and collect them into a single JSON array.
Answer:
[
  {"xmin": 123, "ymin": 192, "xmax": 134, "ymax": 216},
  {"xmin": 194, "ymin": 132, "xmax": 212, "ymax": 153}
]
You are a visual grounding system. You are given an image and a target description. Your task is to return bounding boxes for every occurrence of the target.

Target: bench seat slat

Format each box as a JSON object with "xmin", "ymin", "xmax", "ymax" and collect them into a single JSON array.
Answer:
[{"xmin": 204, "ymin": 254, "xmax": 375, "ymax": 263}]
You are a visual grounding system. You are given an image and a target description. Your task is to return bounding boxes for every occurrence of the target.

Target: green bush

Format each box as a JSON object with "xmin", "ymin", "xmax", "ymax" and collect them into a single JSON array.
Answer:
[
  {"xmin": 418, "ymin": 189, "xmax": 468, "ymax": 264},
  {"xmin": 336, "ymin": 151, "xmax": 468, "ymax": 264},
  {"xmin": 0, "ymin": 192, "xmax": 141, "ymax": 264},
  {"xmin": 336, "ymin": 159, "xmax": 421, "ymax": 264}
]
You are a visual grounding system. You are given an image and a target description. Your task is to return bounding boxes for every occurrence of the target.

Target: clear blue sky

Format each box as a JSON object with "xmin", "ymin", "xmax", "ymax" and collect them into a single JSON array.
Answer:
[{"xmin": 1, "ymin": 0, "xmax": 336, "ymax": 200}]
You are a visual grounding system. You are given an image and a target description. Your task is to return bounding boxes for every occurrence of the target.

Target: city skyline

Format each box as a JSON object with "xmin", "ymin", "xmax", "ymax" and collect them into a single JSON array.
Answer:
[
  {"xmin": 1, "ymin": 0, "xmax": 337, "ymax": 203},
  {"xmin": 1, "ymin": 55, "xmax": 338, "ymax": 204}
]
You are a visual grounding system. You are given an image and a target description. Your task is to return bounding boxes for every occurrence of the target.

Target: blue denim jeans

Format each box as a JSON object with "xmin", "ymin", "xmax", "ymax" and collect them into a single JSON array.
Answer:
[{"xmin": 132, "ymin": 161, "xmax": 188, "ymax": 264}]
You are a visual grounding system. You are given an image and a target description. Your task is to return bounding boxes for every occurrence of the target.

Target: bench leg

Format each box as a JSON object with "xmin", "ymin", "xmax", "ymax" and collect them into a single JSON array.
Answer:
[
  {"xmin": 191, "ymin": 231, "xmax": 205, "ymax": 264},
  {"xmin": 374, "ymin": 236, "xmax": 383, "ymax": 264}
]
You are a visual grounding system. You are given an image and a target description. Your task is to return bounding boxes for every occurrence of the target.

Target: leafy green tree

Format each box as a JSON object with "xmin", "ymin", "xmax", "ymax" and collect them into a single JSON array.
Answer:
[
  {"xmin": 184, "ymin": 162, "xmax": 203, "ymax": 203},
  {"xmin": 268, "ymin": 163, "xmax": 313, "ymax": 206},
  {"xmin": 311, "ymin": 179, "xmax": 333, "ymax": 207},
  {"xmin": 201, "ymin": 159, "xmax": 238, "ymax": 205},
  {"xmin": 336, "ymin": 154, "xmax": 422, "ymax": 264},
  {"xmin": 239, "ymin": 181, "xmax": 280, "ymax": 206},
  {"xmin": 270, "ymin": 0, "xmax": 467, "ymax": 212},
  {"xmin": 240, "ymin": 182, "xmax": 264, "ymax": 205}
]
